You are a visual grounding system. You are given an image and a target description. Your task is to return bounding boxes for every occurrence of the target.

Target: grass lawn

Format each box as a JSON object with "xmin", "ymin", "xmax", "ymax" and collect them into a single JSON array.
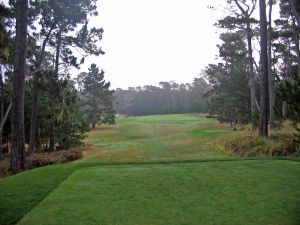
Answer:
[
  {"xmin": 1, "ymin": 114, "xmax": 300, "ymax": 225},
  {"xmin": 18, "ymin": 160, "xmax": 300, "ymax": 225}
]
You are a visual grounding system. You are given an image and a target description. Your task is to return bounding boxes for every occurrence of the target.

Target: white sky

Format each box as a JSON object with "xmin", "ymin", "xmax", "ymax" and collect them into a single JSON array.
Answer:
[
  {"xmin": 1, "ymin": 0, "xmax": 228, "ymax": 89},
  {"xmin": 80, "ymin": 0, "xmax": 227, "ymax": 89}
]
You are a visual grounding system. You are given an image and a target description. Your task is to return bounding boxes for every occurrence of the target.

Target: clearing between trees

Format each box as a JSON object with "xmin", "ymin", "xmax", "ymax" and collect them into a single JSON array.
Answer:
[{"xmin": 1, "ymin": 114, "xmax": 300, "ymax": 225}]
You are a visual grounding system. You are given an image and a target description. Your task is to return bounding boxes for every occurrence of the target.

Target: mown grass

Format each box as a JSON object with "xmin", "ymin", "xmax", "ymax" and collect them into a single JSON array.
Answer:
[
  {"xmin": 0, "ymin": 164, "xmax": 77, "ymax": 225},
  {"xmin": 117, "ymin": 113, "xmax": 213, "ymax": 125},
  {"xmin": 1, "ymin": 114, "xmax": 300, "ymax": 225},
  {"xmin": 18, "ymin": 160, "xmax": 300, "ymax": 225},
  {"xmin": 84, "ymin": 114, "xmax": 231, "ymax": 161}
]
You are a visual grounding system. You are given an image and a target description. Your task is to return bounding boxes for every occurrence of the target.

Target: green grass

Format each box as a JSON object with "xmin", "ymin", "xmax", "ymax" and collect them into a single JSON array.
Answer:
[
  {"xmin": 84, "ymin": 114, "xmax": 230, "ymax": 161},
  {"xmin": 1, "ymin": 114, "xmax": 300, "ymax": 225},
  {"xmin": 0, "ymin": 164, "xmax": 77, "ymax": 225},
  {"xmin": 117, "ymin": 113, "xmax": 213, "ymax": 125},
  {"xmin": 18, "ymin": 160, "xmax": 300, "ymax": 225},
  {"xmin": 187, "ymin": 127, "xmax": 231, "ymax": 137}
]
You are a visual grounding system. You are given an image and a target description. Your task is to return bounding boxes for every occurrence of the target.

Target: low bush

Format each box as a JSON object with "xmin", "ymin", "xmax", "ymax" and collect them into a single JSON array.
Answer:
[
  {"xmin": 0, "ymin": 148, "xmax": 83, "ymax": 177},
  {"xmin": 225, "ymin": 133, "xmax": 298, "ymax": 157},
  {"xmin": 27, "ymin": 148, "xmax": 83, "ymax": 169}
]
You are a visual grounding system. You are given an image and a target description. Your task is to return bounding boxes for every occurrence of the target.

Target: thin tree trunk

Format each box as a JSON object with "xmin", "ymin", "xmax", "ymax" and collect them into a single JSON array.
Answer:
[
  {"xmin": 28, "ymin": 79, "xmax": 38, "ymax": 155},
  {"xmin": 10, "ymin": 0, "xmax": 28, "ymax": 173},
  {"xmin": 282, "ymin": 42, "xmax": 291, "ymax": 118},
  {"xmin": 91, "ymin": 121, "xmax": 96, "ymax": 129},
  {"xmin": 49, "ymin": 32, "xmax": 61, "ymax": 152},
  {"xmin": 28, "ymin": 26, "xmax": 55, "ymax": 155},
  {"xmin": 232, "ymin": 0, "xmax": 258, "ymax": 130},
  {"xmin": 259, "ymin": 0, "xmax": 269, "ymax": 137},
  {"xmin": 295, "ymin": 29, "xmax": 300, "ymax": 76},
  {"xmin": 0, "ymin": 102, "xmax": 12, "ymax": 133},
  {"xmin": 268, "ymin": 0, "xmax": 275, "ymax": 128},
  {"xmin": 0, "ymin": 66, "xmax": 4, "ymax": 158},
  {"xmin": 282, "ymin": 101, "xmax": 288, "ymax": 118},
  {"xmin": 246, "ymin": 21, "xmax": 257, "ymax": 131}
]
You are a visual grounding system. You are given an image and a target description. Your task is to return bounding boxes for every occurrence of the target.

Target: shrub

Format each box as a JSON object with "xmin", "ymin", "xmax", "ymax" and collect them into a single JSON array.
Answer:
[
  {"xmin": 26, "ymin": 148, "xmax": 83, "ymax": 170},
  {"xmin": 225, "ymin": 134, "xmax": 298, "ymax": 157}
]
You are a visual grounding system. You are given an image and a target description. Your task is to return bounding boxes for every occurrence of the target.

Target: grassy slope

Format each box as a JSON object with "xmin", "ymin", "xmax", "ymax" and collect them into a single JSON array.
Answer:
[
  {"xmin": 0, "ymin": 164, "xmax": 77, "ymax": 225},
  {"xmin": 1, "ymin": 114, "xmax": 300, "ymax": 224}
]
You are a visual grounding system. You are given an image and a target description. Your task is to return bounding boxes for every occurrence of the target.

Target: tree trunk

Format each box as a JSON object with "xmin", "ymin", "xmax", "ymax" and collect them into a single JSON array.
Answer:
[
  {"xmin": 282, "ymin": 42, "xmax": 291, "ymax": 118},
  {"xmin": 10, "ymin": 0, "xmax": 28, "ymax": 173},
  {"xmin": 49, "ymin": 32, "xmax": 61, "ymax": 152},
  {"xmin": 0, "ymin": 66, "xmax": 3, "ymax": 158},
  {"xmin": 259, "ymin": 0, "xmax": 269, "ymax": 137},
  {"xmin": 28, "ymin": 26, "xmax": 54, "ymax": 155},
  {"xmin": 28, "ymin": 78, "xmax": 38, "ymax": 155},
  {"xmin": 246, "ymin": 21, "xmax": 257, "ymax": 131},
  {"xmin": 295, "ymin": 29, "xmax": 300, "ymax": 77},
  {"xmin": 282, "ymin": 101, "xmax": 288, "ymax": 118},
  {"xmin": 268, "ymin": 0, "xmax": 275, "ymax": 128}
]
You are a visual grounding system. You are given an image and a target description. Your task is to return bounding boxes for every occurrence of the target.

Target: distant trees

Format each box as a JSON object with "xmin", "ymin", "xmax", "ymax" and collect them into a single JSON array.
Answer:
[{"xmin": 114, "ymin": 79, "xmax": 210, "ymax": 116}]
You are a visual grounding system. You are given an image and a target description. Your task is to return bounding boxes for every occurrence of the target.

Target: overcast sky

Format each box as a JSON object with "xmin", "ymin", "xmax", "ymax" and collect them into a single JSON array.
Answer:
[
  {"xmin": 1, "ymin": 0, "xmax": 227, "ymax": 89},
  {"xmin": 81, "ymin": 0, "xmax": 227, "ymax": 89}
]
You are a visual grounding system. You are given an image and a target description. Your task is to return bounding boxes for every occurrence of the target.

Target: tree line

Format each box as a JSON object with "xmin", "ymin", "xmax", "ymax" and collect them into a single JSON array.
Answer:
[
  {"xmin": 114, "ymin": 79, "xmax": 211, "ymax": 116},
  {"xmin": 0, "ymin": 0, "xmax": 114, "ymax": 173}
]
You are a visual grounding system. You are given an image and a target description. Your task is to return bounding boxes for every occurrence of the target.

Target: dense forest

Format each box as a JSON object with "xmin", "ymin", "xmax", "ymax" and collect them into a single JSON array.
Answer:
[{"xmin": 0, "ymin": 0, "xmax": 299, "ymax": 174}]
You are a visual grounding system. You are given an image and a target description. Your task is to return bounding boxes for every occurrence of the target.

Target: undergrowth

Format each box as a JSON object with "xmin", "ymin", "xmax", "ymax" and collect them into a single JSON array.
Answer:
[
  {"xmin": 0, "ymin": 148, "xmax": 82, "ymax": 178},
  {"xmin": 225, "ymin": 122, "xmax": 300, "ymax": 157}
]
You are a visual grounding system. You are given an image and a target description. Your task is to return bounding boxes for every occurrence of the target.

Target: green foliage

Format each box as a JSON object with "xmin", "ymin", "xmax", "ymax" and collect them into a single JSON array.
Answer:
[
  {"xmin": 204, "ymin": 30, "xmax": 255, "ymax": 127},
  {"xmin": 277, "ymin": 73, "xmax": 300, "ymax": 146},
  {"xmin": 78, "ymin": 64, "xmax": 115, "ymax": 128},
  {"xmin": 56, "ymin": 81, "xmax": 90, "ymax": 149}
]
